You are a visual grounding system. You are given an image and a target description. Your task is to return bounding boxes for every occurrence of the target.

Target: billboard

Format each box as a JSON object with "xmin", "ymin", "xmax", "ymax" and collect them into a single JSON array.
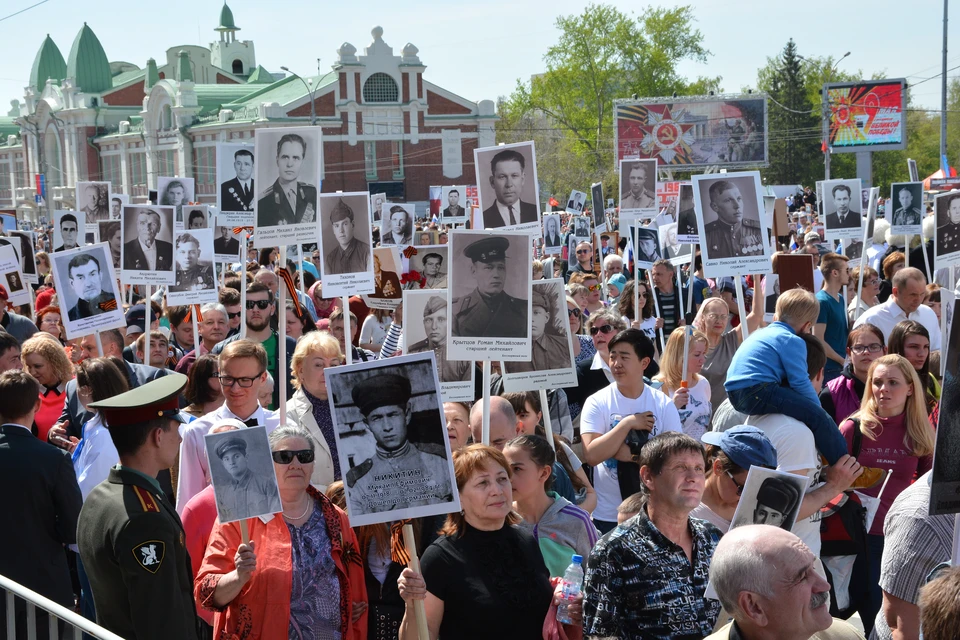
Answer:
[
  {"xmin": 825, "ymin": 79, "xmax": 906, "ymax": 153},
  {"xmin": 614, "ymin": 94, "xmax": 768, "ymax": 170}
]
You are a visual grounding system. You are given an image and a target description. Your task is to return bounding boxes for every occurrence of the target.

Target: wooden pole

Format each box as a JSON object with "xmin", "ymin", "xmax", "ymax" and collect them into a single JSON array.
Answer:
[
  {"xmin": 94, "ymin": 331, "xmax": 103, "ymax": 358},
  {"xmin": 402, "ymin": 524, "xmax": 429, "ymax": 640},
  {"xmin": 481, "ymin": 361, "xmax": 491, "ymax": 445},
  {"xmin": 143, "ymin": 285, "xmax": 151, "ymax": 367},
  {"xmin": 278, "ymin": 248, "xmax": 288, "ymax": 423},
  {"xmin": 239, "ymin": 519, "xmax": 248, "ymax": 544},
  {"xmin": 191, "ymin": 306, "xmax": 200, "ymax": 363},
  {"xmin": 539, "ymin": 388, "xmax": 556, "ymax": 451},
  {"xmin": 647, "ymin": 269, "xmax": 665, "ymax": 352},
  {"xmin": 735, "ymin": 281, "xmax": 751, "ymax": 341},
  {"xmin": 675, "ymin": 265, "xmax": 685, "ymax": 321},
  {"xmin": 343, "ymin": 295, "xmax": 352, "ymax": 365}
]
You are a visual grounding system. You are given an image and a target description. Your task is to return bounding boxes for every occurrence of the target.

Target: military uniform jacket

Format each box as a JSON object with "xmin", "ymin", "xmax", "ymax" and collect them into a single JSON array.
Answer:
[
  {"xmin": 704, "ymin": 218, "xmax": 764, "ymax": 258},
  {"xmin": 219, "ymin": 177, "xmax": 254, "ymax": 213},
  {"xmin": 173, "ymin": 263, "xmax": 215, "ymax": 292},
  {"xmin": 620, "ymin": 189, "xmax": 655, "ymax": 210},
  {"xmin": 940, "ymin": 222, "xmax": 960, "ymax": 254},
  {"xmin": 325, "ymin": 237, "xmax": 370, "ymax": 275},
  {"xmin": 77, "ymin": 467, "xmax": 199, "ymax": 640},
  {"xmin": 452, "ymin": 288, "xmax": 528, "ymax": 338},
  {"xmin": 348, "ymin": 442, "xmax": 454, "ymax": 512},
  {"xmin": 68, "ymin": 291, "xmax": 115, "ymax": 320},
  {"xmin": 506, "ymin": 331, "xmax": 571, "ymax": 373},
  {"xmin": 408, "ymin": 338, "xmax": 471, "ymax": 382},
  {"xmin": 257, "ymin": 178, "xmax": 317, "ymax": 227},
  {"xmin": 893, "ymin": 206, "xmax": 923, "ymax": 227}
]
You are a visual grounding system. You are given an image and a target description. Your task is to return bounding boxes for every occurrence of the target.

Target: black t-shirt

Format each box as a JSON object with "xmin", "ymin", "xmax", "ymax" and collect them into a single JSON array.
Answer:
[{"xmin": 420, "ymin": 522, "xmax": 553, "ymax": 639}]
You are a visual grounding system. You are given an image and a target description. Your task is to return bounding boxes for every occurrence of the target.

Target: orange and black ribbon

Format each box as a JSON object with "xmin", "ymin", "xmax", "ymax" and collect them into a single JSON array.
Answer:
[
  {"xmin": 232, "ymin": 226, "xmax": 254, "ymax": 235},
  {"xmin": 277, "ymin": 268, "xmax": 303, "ymax": 319},
  {"xmin": 390, "ymin": 520, "xmax": 413, "ymax": 565},
  {"xmin": 184, "ymin": 304, "xmax": 204, "ymax": 324},
  {"xmin": 402, "ymin": 246, "xmax": 418, "ymax": 259},
  {"xmin": 98, "ymin": 298, "xmax": 118, "ymax": 312}
]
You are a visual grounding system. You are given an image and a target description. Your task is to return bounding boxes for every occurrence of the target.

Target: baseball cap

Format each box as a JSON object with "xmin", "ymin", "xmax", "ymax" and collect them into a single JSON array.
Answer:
[
  {"xmin": 804, "ymin": 231, "xmax": 821, "ymax": 244},
  {"xmin": 125, "ymin": 304, "xmax": 157, "ymax": 335},
  {"xmin": 701, "ymin": 425, "xmax": 778, "ymax": 470}
]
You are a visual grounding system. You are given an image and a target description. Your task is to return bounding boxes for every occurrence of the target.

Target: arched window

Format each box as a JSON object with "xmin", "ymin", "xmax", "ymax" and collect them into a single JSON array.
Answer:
[
  {"xmin": 161, "ymin": 104, "xmax": 172, "ymax": 130},
  {"xmin": 363, "ymin": 73, "xmax": 399, "ymax": 103},
  {"xmin": 232, "ymin": 59, "xmax": 244, "ymax": 75}
]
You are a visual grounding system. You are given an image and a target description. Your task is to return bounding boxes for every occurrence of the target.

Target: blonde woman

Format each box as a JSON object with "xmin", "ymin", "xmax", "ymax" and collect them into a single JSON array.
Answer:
[
  {"xmin": 653, "ymin": 327, "xmax": 712, "ymax": 439},
  {"xmin": 21, "ymin": 333, "xmax": 75, "ymax": 441},
  {"xmin": 839, "ymin": 354, "xmax": 935, "ymax": 634}
]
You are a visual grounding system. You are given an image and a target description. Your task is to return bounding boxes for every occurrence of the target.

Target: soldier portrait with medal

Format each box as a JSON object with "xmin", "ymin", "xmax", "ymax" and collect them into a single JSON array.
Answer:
[
  {"xmin": 253, "ymin": 127, "xmax": 322, "ymax": 246},
  {"xmin": 936, "ymin": 191, "xmax": 960, "ymax": 269}
]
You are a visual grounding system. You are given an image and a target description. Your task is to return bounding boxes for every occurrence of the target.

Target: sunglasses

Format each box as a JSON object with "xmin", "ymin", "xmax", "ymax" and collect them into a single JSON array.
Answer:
[
  {"xmin": 227, "ymin": 311, "xmax": 242, "ymax": 319},
  {"xmin": 272, "ymin": 449, "xmax": 315, "ymax": 464},
  {"xmin": 587, "ymin": 284, "xmax": 602, "ymax": 292},
  {"xmin": 576, "ymin": 249, "xmax": 591, "ymax": 255},
  {"xmin": 245, "ymin": 300, "xmax": 271, "ymax": 310},
  {"xmin": 590, "ymin": 324, "xmax": 616, "ymax": 336},
  {"xmin": 567, "ymin": 308, "xmax": 582, "ymax": 318},
  {"xmin": 726, "ymin": 471, "xmax": 744, "ymax": 496}
]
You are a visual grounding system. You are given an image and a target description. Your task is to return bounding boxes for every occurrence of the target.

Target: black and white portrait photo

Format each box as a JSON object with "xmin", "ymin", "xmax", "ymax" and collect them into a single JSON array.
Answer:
[
  {"xmin": 318, "ymin": 192, "xmax": 375, "ymax": 298},
  {"xmin": 380, "ymin": 203, "xmax": 415, "ymax": 246},
  {"xmin": 254, "ymin": 126, "xmax": 322, "ymax": 246},
  {"xmin": 370, "ymin": 192, "xmax": 387, "ymax": 223},
  {"xmin": 0, "ymin": 244, "xmax": 29, "ymax": 307},
  {"xmin": 573, "ymin": 216, "xmax": 591, "ymax": 241},
  {"xmin": 121, "ymin": 205, "xmax": 175, "ymax": 284},
  {"xmin": 474, "ymin": 141, "xmax": 541, "ymax": 232},
  {"xmin": 50, "ymin": 243, "xmax": 124, "ymax": 339},
  {"xmin": 98, "ymin": 221, "xmax": 122, "ymax": 271},
  {"xmin": 363, "ymin": 247, "xmax": 402, "ymax": 309},
  {"xmin": 170, "ymin": 229, "xmax": 217, "ymax": 305},
  {"xmin": 660, "ymin": 222, "xmax": 692, "ymax": 265},
  {"xmin": 566, "ymin": 190, "xmax": 587, "ymax": 215},
  {"xmin": 109, "ymin": 193, "xmax": 128, "ymax": 221},
  {"xmin": 676, "ymin": 183, "xmax": 698, "ymax": 243},
  {"xmin": 763, "ymin": 273, "xmax": 780, "ymax": 320},
  {"xmin": 8, "ymin": 230, "xmax": 37, "ymax": 284},
  {"xmin": 0, "ymin": 212, "xmax": 15, "ymax": 235},
  {"xmin": 822, "ymin": 179, "xmax": 863, "ymax": 239},
  {"xmin": 931, "ymin": 304, "xmax": 960, "ymax": 514},
  {"xmin": 890, "ymin": 181, "xmax": 924, "ymax": 236},
  {"xmin": 5, "ymin": 271, "xmax": 22, "ymax": 295},
  {"xmin": 501, "ymin": 278, "xmax": 577, "ymax": 391},
  {"xmin": 406, "ymin": 245, "xmax": 448, "ymax": 290},
  {"xmin": 634, "ymin": 225, "xmax": 661, "ymax": 270},
  {"xmin": 936, "ymin": 191, "xmax": 960, "ymax": 269},
  {"xmin": 184, "ymin": 205, "xmax": 212, "ymax": 230},
  {"xmin": 213, "ymin": 218, "xmax": 243, "ymax": 263},
  {"xmin": 53, "ymin": 210, "xmax": 83, "ymax": 253},
  {"xmin": 619, "ymin": 158, "xmax": 657, "ymax": 219},
  {"xmin": 728, "ymin": 466, "xmax": 808, "ymax": 532},
  {"xmin": 440, "ymin": 186, "xmax": 468, "ymax": 223},
  {"xmin": 692, "ymin": 171, "xmax": 771, "ymax": 278},
  {"xmin": 75, "ymin": 182, "xmax": 110, "ymax": 222},
  {"xmin": 203, "ymin": 426, "xmax": 282, "ymax": 523},
  {"xmin": 217, "ymin": 142, "xmax": 256, "ymax": 216},
  {"xmin": 591, "ymin": 182, "xmax": 606, "ymax": 233},
  {"xmin": 843, "ymin": 238, "xmax": 863, "ymax": 262},
  {"xmin": 448, "ymin": 230, "xmax": 532, "ymax": 362},
  {"xmin": 158, "ymin": 177, "xmax": 194, "ymax": 228},
  {"xmin": 404, "ymin": 289, "xmax": 474, "ymax": 402},
  {"xmin": 542, "ymin": 214, "xmax": 562, "ymax": 255},
  {"xmin": 326, "ymin": 353, "xmax": 460, "ymax": 527},
  {"xmin": 415, "ymin": 230, "xmax": 437, "ymax": 246}
]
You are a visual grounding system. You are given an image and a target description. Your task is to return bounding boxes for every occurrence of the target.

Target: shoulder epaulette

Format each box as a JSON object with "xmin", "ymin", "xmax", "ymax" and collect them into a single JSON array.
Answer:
[{"xmin": 132, "ymin": 485, "xmax": 160, "ymax": 513}]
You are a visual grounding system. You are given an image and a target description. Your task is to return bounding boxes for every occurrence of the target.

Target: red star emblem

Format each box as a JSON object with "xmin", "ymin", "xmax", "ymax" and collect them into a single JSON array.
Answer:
[{"xmin": 638, "ymin": 105, "xmax": 696, "ymax": 164}]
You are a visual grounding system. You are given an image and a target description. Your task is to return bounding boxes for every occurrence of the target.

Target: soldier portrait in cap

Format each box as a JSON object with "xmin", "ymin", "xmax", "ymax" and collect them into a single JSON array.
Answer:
[
  {"xmin": 203, "ymin": 426, "xmax": 282, "ymax": 523},
  {"xmin": 935, "ymin": 191, "xmax": 960, "ymax": 269},
  {"xmin": 890, "ymin": 181, "xmax": 924, "ymax": 236},
  {"xmin": 76, "ymin": 181, "xmax": 110, "ymax": 223},
  {"xmin": 254, "ymin": 126, "xmax": 322, "ymax": 246},
  {"xmin": 404, "ymin": 289, "xmax": 473, "ymax": 401},
  {"xmin": 326, "ymin": 354, "xmax": 459, "ymax": 526},
  {"xmin": 52, "ymin": 243, "xmax": 125, "ymax": 339},
  {"xmin": 217, "ymin": 142, "xmax": 256, "ymax": 216},
  {"xmin": 121, "ymin": 205, "xmax": 176, "ymax": 284},
  {"xmin": 448, "ymin": 231, "xmax": 532, "ymax": 361},
  {"xmin": 474, "ymin": 141, "xmax": 541, "ymax": 231},
  {"xmin": 169, "ymin": 229, "xmax": 217, "ymax": 305},
  {"xmin": 632, "ymin": 224, "xmax": 661, "ymax": 269},
  {"xmin": 619, "ymin": 158, "xmax": 657, "ymax": 220},
  {"xmin": 692, "ymin": 171, "xmax": 771, "ymax": 278},
  {"xmin": 316, "ymin": 192, "xmax": 375, "ymax": 298},
  {"xmin": 380, "ymin": 203, "xmax": 415, "ymax": 246},
  {"xmin": 728, "ymin": 466, "xmax": 808, "ymax": 533}
]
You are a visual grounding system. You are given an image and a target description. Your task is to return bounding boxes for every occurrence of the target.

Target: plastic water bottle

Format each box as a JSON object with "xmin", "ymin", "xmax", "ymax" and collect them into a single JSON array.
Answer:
[{"xmin": 556, "ymin": 554, "xmax": 584, "ymax": 624}]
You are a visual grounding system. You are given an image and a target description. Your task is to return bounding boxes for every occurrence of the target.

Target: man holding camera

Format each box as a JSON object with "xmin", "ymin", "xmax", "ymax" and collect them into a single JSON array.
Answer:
[{"xmin": 579, "ymin": 328, "xmax": 682, "ymax": 533}]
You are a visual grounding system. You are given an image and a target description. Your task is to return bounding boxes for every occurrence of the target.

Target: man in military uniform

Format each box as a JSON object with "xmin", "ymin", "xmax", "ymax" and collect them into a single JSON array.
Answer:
[
  {"xmin": 408, "ymin": 295, "xmax": 470, "ymax": 382},
  {"xmin": 703, "ymin": 180, "xmax": 764, "ymax": 259},
  {"xmin": 80, "ymin": 183, "xmax": 109, "ymax": 222},
  {"xmin": 373, "ymin": 254, "xmax": 402, "ymax": 299},
  {"xmin": 938, "ymin": 194, "xmax": 960, "ymax": 255},
  {"xmin": 893, "ymin": 185, "xmax": 923, "ymax": 227},
  {"xmin": 219, "ymin": 148, "xmax": 255, "ymax": 213},
  {"xmin": 452, "ymin": 236, "xmax": 528, "ymax": 338},
  {"xmin": 66, "ymin": 253, "xmax": 116, "ymax": 321},
  {"xmin": 256, "ymin": 133, "xmax": 317, "ymax": 227},
  {"xmin": 324, "ymin": 197, "xmax": 370, "ymax": 275},
  {"xmin": 76, "ymin": 374, "xmax": 199, "ymax": 640},
  {"xmin": 505, "ymin": 287, "xmax": 571, "ymax": 374},
  {"xmin": 346, "ymin": 373, "xmax": 454, "ymax": 514},
  {"xmin": 620, "ymin": 162, "xmax": 655, "ymax": 211},
  {"xmin": 172, "ymin": 232, "xmax": 215, "ymax": 293},
  {"xmin": 213, "ymin": 435, "xmax": 281, "ymax": 521},
  {"xmin": 421, "ymin": 252, "xmax": 447, "ymax": 289}
]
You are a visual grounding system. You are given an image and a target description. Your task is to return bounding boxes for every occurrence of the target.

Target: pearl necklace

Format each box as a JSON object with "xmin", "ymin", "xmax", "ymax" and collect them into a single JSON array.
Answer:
[{"xmin": 283, "ymin": 499, "xmax": 311, "ymax": 521}]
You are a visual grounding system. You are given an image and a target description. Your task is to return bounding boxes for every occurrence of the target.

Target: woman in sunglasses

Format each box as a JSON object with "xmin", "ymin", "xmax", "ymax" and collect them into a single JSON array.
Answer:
[
  {"xmin": 819, "ymin": 324, "xmax": 886, "ymax": 426},
  {"xmin": 566, "ymin": 295, "xmax": 595, "ymax": 365},
  {"xmin": 568, "ymin": 272, "xmax": 605, "ymax": 317},
  {"xmin": 197, "ymin": 424, "xmax": 368, "ymax": 639}
]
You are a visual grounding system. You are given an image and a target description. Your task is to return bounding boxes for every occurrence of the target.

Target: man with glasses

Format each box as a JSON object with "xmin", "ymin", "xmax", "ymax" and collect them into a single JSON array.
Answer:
[
  {"xmin": 567, "ymin": 241, "xmax": 594, "ymax": 280},
  {"xmin": 219, "ymin": 288, "xmax": 243, "ymax": 338},
  {"xmin": 176, "ymin": 340, "xmax": 281, "ymax": 513}
]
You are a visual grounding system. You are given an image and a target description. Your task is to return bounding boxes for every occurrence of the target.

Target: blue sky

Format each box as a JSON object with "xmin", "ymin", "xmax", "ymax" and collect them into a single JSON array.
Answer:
[{"xmin": 1, "ymin": 0, "xmax": 956, "ymax": 114}]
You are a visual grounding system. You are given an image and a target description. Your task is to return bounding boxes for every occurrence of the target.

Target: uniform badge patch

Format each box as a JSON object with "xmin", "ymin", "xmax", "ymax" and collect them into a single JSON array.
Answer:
[{"xmin": 133, "ymin": 540, "xmax": 165, "ymax": 573}]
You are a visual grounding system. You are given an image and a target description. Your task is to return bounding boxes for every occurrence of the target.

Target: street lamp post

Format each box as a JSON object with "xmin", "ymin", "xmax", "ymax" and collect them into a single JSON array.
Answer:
[{"xmin": 280, "ymin": 66, "xmax": 317, "ymax": 126}]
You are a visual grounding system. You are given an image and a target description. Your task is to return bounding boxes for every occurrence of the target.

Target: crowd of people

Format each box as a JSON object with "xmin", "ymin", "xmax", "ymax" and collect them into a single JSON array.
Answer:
[{"xmin": 0, "ymin": 189, "xmax": 957, "ymax": 640}]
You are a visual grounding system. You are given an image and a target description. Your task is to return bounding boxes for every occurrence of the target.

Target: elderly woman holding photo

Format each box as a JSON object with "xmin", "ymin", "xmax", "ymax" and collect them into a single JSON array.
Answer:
[{"xmin": 196, "ymin": 424, "xmax": 367, "ymax": 639}]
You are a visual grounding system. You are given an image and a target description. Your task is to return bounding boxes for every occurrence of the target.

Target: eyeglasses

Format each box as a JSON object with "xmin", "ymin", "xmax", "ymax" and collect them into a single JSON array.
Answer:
[
  {"xmin": 272, "ymin": 449, "xmax": 315, "ymax": 464},
  {"xmin": 726, "ymin": 471, "xmax": 744, "ymax": 496},
  {"xmin": 850, "ymin": 343, "xmax": 884, "ymax": 355},
  {"xmin": 587, "ymin": 284, "xmax": 602, "ymax": 292},
  {"xmin": 567, "ymin": 308, "xmax": 582, "ymax": 318},
  {"xmin": 590, "ymin": 324, "xmax": 616, "ymax": 336},
  {"xmin": 227, "ymin": 311, "xmax": 242, "ymax": 319},
  {"xmin": 865, "ymin": 279, "xmax": 879, "ymax": 287},
  {"xmin": 637, "ymin": 291, "xmax": 647, "ymax": 298},
  {"xmin": 217, "ymin": 372, "xmax": 264, "ymax": 388},
  {"xmin": 576, "ymin": 249, "xmax": 591, "ymax": 255},
  {"xmin": 703, "ymin": 313, "xmax": 727, "ymax": 321},
  {"xmin": 245, "ymin": 300, "xmax": 271, "ymax": 310}
]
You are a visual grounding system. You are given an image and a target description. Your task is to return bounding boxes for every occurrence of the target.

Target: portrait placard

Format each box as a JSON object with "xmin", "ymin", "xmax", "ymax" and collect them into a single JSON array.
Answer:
[
  {"xmin": 369, "ymin": 192, "xmax": 387, "ymax": 224},
  {"xmin": 403, "ymin": 289, "xmax": 474, "ymax": 402},
  {"xmin": 542, "ymin": 214, "xmax": 562, "ymax": 255},
  {"xmin": 573, "ymin": 216, "xmax": 592, "ymax": 242},
  {"xmin": 120, "ymin": 205, "xmax": 176, "ymax": 285},
  {"xmin": 107, "ymin": 193, "xmax": 127, "ymax": 221},
  {"xmin": 889, "ymin": 182, "xmax": 924, "ymax": 237},
  {"xmin": 216, "ymin": 142, "xmax": 256, "ymax": 218},
  {"xmin": 182, "ymin": 205, "xmax": 213, "ymax": 231},
  {"xmin": 158, "ymin": 177, "xmax": 195, "ymax": 230},
  {"xmin": 326, "ymin": 353, "xmax": 460, "ymax": 527},
  {"xmin": 843, "ymin": 237, "xmax": 863, "ymax": 261},
  {"xmin": 50, "ymin": 243, "xmax": 125, "ymax": 339},
  {"xmin": 440, "ymin": 186, "xmax": 469, "ymax": 224},
  {"xmin": 97, "ymin": 221, "xmax": 122, "ymax": 271},
  {"xmin": 591, "ymin": 182, "xmax": 606, "ymax": 233},
  {"xmin": 473, "ymin": 141, "xmax": 541, "ymax": 234},
  {"xmin": 415, "ymin": 230, "xmax": 438, "ymax": 246},
  {"xmin": 931, "ymin": 304, "xmax": 960, "ymax": 515},
  {"xmin": 203, "ymin": 426, "xmax": 282, "ymax": 524},
  {"xmin": 762, "ymin": 273, "xmax": 779, "ymax": 322},
  {"xmin": 0, "ymin": 212, "xmax": 15, "ymax": 235},
  {"xmin": 75, "ymin": 182, "xmax": 110, "ymax": 222},
  {"xmin": 935, "ymin": 191, "xmax": 960, "ymax": 270},
  {"xmin": 169, "ymin": 228, "xmax": 217, "ymax": 305},
  {"xmin": 693, "ymin": 171, "xmax": 772, "ymax": 278},
  {"xmin": 447, "ymin": 229, "xmax": 532, "ymax": 361},
  {"xmin": 501, "ymin": 278, "xmax": 576, "ymax": 391},
  {"xmin": 318, "ymin": 192, "xmax": 375, "ymax": 298},
  {"xmin": 0, "ymin": 245, "xmax": 30, "ymax": 307},
  {"xmin": 822, "ymin": 179, "xmax": 863, "ymax": 240},
  {"xmin": 405, "ymin": 245, "xmax": 449, "ymax": 290},
  {"xmin": 565, "ymin": 190, "xmax": 587, "ymax": 215},
  {"xmin": 728, "ymin": 466, "xmax": 810, "ymax": 532},
  {"xmin": 380, "ymin": 203, "xmax": 416, "ymax": 247},
  {"xmin": 363, "ymin": 246, "xmax": 402, "ymax": 310},
  {"xmin": 254, "ymin": 127, "xmax": 322, "ymax": 247},
  {"xmin": 8, "ymin": 230, "xmax": 37, "ymax": 284},
  {"xmin": 213, "ymin": 217, "xmax": 244, "ymax": 263},
  {"xmin": 632, "ymin": 224, "xmax": 661, "ymax": 270},
  {"xmin": 53, "ymin": 210, "xmax": 84, "ymax": 253},
  {"xmin": 660, "ymin": 222, "xmax": 692, "ymax": 265},
  {"xmin": 619, "ymin": 158, "xmax": 658, "ymax": 221}
]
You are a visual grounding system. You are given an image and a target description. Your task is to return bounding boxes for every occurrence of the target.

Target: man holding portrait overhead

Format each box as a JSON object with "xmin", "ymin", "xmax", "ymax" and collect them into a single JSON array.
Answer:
[{"xmin": 257, "ymin": 133, "xmax": 317, "ymax": 227}]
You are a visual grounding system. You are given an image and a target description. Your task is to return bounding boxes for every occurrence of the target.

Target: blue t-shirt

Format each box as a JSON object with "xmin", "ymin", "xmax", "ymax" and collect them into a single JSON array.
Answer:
[{"xmin": 816, "ymin": 289, "xmax": 848, "ymax": 374}]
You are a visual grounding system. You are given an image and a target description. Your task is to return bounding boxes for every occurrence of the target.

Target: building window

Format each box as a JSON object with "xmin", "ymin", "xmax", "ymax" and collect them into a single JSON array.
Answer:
[
  {"xmin": 0, "ymin": 163, "xmax": 11, "ymax": 202},
  {"xmin": 156, "ymin": 150, "xmax": 176, "ymax": 179},
  {"xmin": 101, "ymin": 155, "xmax": 122, "ymax": 189},
  {"xmin": 194, "ymin": 146, "xmax": 216, "ymax": 195},
  {"xmin": 14, "ymin": 157, "xmax": 25, "ymax": 188},
  {"xmin": 232, "ymin": 59, "xmax": 244, "ymax": 75},
  {"xmin": 363, "ymin": 73, "xmax": 399, "ymax": 103},
  {"xmin": 391, "ymin": 140, "xmax": 403, "ymax": 179},
  {"xmin": 129, "ymin": 152, "xmax": 146, "ymax": 187},
  {"xmin": 161, "ymin": 104, "xmax": 173, "ymax": 130},
  {"xmin": 364, "ymin": 141, "xmax": 377, "ymax": 180}
]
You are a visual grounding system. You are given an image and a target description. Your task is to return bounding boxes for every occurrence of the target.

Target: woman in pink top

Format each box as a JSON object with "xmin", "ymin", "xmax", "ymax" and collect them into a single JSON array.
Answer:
[{"xmin": 839, "ymin": 354, "xmax": 935, "ymax": 637}]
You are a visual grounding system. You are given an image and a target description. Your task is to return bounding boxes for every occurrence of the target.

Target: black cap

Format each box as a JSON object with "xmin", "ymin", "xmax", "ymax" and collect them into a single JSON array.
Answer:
[
  {"xmin": 352, "ymin": 373, "xmax": 411, "ymax": 416},
  {"xmin": 464, "ymin": 236, "xmax": 509, "ymax": 263},
  {"xmin": 215, "ymin": 436, "xmax": 247, "ymax": 459}
]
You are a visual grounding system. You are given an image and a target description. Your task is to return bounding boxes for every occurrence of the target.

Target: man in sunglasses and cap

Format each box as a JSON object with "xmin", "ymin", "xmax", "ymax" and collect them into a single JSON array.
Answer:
[
  {"xmin": 452, "ymin": 236, "xmax": 528, "ymax": 338},
  {"xmin": 214, "ymin": 435, "xmax": 281, "ymax": 522},
  {"xmin": 76, "ymin": 373, "xmax": 200, "ymax": 640},
  {"xmin": 346, "ymin": 373, "xmax": 454, "ymax": 514}
]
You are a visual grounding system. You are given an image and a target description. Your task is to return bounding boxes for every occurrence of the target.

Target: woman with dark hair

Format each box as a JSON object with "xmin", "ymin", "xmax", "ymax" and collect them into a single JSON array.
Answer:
[
  {"xmin": 183, "ymin": 354, "xmax": 224, "ymax": 420},
  {"xmin": 617, "ymin": 279, "xmax": 660, "ymax": 346},
  {"xmin": 258, "ymin": 247, "xmax": 277, "ymax": 270},
  {"xmin": 820, "ymin": 323, "xmax": 887, "ymax": 425},
  {"xmin": 284, "ymin": 299, "xmax": 319, "ymax": 340},
  {"xmin": 888, "ymin": 320, "xmax": 939, "ymax": 413}
]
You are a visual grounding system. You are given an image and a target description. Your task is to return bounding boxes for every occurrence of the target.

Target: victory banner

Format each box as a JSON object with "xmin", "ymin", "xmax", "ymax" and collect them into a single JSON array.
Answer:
[{"xmin": 825, "ymin": 79, "xmax": 906, "ymax": 153}]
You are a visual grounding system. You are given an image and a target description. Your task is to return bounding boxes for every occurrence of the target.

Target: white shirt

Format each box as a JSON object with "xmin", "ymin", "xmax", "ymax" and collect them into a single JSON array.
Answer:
[
  {"xmin": 72, "ymin": 413, "xmax": 119, "ymax": 501},
  {"xmin": 496, "ymin": 200, "xmax": 520, "ymax": 227},
  {"xmin": 580, "ymin": 383, "xmax": 682, "ymax": 522},
  {"xmin": 589, "ymin": 351, "xmax": 614, "ymax": 383},
  {"xmin": 176, "ymin": 403, "xmax": 280, "ymax": 514},
  {"xmin": 138, "ymin": 238, "xmax": 158, "ymax": 270},
  {"xmin": 853, "ymin": 297, "xmax": 941, "ymax": 350},
  {"xmin": 866, "ymin": 243, "xmax": 887, "ymax": 273},
  {"xmin": 745, "ymin": 413, "xmax": 822, "ymax": 557}
]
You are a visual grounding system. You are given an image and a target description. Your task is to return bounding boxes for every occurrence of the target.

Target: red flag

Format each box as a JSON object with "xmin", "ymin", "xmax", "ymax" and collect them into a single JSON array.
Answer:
[
  {"xmin": 821, "ymin": 140, "xmax": 828, "ymax": 153},
  {"xmin": 548, "ymin": 197, "xmax": 560, "ymax": 208}
]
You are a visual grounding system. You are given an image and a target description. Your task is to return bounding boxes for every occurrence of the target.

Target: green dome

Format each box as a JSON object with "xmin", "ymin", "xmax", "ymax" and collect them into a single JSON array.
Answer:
[
  {"xmin": 216, "ymin": 2, "xmax": 239, "ymax": 31},
  {"xmin": 29, "ymin": 34, "xmax": 67, "ymax": 90},
  {"xmin": 66, "ymin": 23, "xmax": 112, "ymax": 94}
]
